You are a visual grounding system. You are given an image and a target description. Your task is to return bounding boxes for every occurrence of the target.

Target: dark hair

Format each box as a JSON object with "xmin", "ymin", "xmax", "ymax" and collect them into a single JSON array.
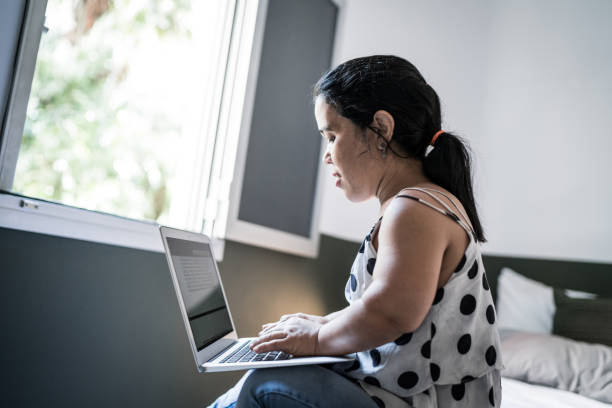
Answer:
[{"xmin": 314, "ymin": 55, "xmax": 486, "ymax": 242}]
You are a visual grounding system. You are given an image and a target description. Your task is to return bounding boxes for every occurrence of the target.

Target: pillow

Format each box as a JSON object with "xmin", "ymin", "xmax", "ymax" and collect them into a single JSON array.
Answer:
[
  {"xmin": 553, "ymin": 289, "xmax": 612, "ymax": 347},
  {"xmin": 496, "ymin": 267, "xmax": 556, "ymax": 333},
  {"xmin": 496, "ymin": 267, "xmax": 597, "ymax": 334},
  {"xmin": 500, "ymin": 329, "xmax": 612, "ymax": 403}
]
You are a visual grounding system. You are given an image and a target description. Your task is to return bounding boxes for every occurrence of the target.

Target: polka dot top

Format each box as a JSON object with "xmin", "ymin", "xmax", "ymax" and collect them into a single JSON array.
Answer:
[{"xmin": 334, "ymin": 187, "xmax": 503, "ymax": 408}]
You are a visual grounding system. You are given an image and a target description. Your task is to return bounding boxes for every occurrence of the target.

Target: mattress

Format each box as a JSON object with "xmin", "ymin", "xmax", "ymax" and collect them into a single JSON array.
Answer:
[{"xmin": 501, "ymin": 377, "xmax": 611, "ymax": 408}]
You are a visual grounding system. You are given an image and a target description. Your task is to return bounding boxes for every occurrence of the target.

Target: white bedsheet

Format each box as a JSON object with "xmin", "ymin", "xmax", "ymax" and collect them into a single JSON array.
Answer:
[{"xmin": 501, "ymin": 377, "xmax": 611, "ymax": 408}]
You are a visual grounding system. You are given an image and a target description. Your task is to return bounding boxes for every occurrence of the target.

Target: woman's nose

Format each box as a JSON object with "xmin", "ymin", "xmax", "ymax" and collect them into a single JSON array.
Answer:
[{"xmin": 322, "ymin": 149, "xmax": 332, "ymax": 165}]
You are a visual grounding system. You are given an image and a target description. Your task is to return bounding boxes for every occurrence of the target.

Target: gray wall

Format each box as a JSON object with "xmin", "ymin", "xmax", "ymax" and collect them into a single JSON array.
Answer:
[
  {"xmin": 0, "ymin": 225, "xmax": 357, "ymax": 407},
  {"xmin": 320, "ymin": 0, "xmax": 612, "ymax": 264},
  {"xmin": 3, "ymin": 221, "xmax": 612, "ymax": 406}
]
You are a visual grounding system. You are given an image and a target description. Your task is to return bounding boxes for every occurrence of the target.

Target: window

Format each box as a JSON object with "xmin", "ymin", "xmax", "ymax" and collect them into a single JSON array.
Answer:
[
  {"xmin": 3, "ymin": 0, "xmax": 258, "ymax": 236},
  {"xmin": 1, "ymin": 0, "xmax": 338, "ymax": 259}
]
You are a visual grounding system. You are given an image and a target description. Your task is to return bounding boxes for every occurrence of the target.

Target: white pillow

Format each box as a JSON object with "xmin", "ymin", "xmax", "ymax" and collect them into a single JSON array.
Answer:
[
  {"xmin": 500, "ymin": 330, "xmax": 612, "ymax": 404},
  {"xmin": 496, "ymin": 267, "xmax": 597, "ymax": 334},
  {"xmin": 496, "ymin": 267, "xmax": 556, "ymax": 333}
]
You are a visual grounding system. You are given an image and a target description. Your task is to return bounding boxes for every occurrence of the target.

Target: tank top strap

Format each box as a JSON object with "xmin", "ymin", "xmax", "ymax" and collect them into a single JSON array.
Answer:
[
  {"xmin": 416, "ymin": 187, "xmax": 473, "ymax": 229},
  {"xmin": 396, "ymin": 187, "xmax": 476, "ymax": 242}
]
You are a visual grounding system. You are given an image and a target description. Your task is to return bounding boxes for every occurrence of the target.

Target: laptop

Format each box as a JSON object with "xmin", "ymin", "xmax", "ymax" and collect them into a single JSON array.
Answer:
[{"xmin": 159, "ymin": 226, "xmax": 354, "ymax": 372}]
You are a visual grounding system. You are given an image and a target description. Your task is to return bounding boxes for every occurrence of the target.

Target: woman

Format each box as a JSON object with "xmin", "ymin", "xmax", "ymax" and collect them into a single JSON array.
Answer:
[{"xmin": 211, "ymin": 55, "xmax": 503, "ymax": 408}]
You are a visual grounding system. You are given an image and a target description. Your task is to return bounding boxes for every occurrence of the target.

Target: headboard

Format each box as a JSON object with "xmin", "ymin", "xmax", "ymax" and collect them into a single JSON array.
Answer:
[{"xmin": 482, "ymin": 254, "xmax": 612, "ymax": 303}]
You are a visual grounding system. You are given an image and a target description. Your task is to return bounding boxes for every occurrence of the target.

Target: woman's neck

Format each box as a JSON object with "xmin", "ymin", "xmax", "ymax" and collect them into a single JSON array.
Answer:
[{"xmin": 375, "ymin": 159, "xmax": 431, "ymax": 218}]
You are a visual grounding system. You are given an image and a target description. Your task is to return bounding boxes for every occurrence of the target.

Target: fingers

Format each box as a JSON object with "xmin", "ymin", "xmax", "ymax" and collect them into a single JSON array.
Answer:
[
  {"xmin": 259, "ymin": 313, "xmax": 320, "ymax": 336},
  {"xmin": 260, "ymin": 314, "xmax": 293, "ymax": 331},
  {"xmin": 250, "ymin": 330, "xmax": 287, "ymax": 350},
  {"xmin": 260, "ymin": 323, "xmax": 275, "ymax": 331},
  {"xmin": 252, "ymin": 338, "xmax": 289, "ymax": 354},
  {"xmin": 259, "ymin": 315, "xmax": 302, "ymax": 334},
  {"xmin": 259, "ymin": 322, "xmax": 283, "ymax": 336}
]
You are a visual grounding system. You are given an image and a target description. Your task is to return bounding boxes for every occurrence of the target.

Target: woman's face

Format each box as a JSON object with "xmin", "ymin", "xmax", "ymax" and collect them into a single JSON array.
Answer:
[{"xmin": 314, "ymin": 96, "xmax": 379, "ymax": 202}]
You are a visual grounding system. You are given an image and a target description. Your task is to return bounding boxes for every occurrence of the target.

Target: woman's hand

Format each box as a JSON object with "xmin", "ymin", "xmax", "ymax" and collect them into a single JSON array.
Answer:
[
  {"xmin": 250, "ymin": 315, "xmax": 322, "ymax": 356},
  {"xmin": 261, "ymin": 313, "xmax": 328, "ymax": 332}
]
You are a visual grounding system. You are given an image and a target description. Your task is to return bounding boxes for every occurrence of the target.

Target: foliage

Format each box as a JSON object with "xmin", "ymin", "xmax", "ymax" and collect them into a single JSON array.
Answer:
[{"xmin": 14, "ymin": 0, "xmax": 194, "ymax": 221}]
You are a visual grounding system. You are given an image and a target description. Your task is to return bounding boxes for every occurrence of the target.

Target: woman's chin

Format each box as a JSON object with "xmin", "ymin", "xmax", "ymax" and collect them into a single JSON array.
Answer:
[
  {"xmin": 335, "ymin": 180, "xmax": 368, "ymax": 202},
  {"xmin": 343, "ymin": 190, "xmax": 368, "ymax": 203}
]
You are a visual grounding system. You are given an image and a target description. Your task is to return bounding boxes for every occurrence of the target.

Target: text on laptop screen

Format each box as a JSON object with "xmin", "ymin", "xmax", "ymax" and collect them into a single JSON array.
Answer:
[{"xmin": 166, "ymin": 237, "xmax": 233, "ymax": 350}]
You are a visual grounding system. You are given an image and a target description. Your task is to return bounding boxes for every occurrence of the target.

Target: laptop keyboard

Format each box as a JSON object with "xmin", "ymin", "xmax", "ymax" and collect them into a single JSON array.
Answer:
[{"xmin": 219, "ymin": 341, "xmax": 292, "ymax": 364}]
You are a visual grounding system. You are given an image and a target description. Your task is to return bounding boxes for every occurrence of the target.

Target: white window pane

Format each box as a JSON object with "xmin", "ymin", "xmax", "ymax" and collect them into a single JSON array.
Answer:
[{"xmin": 13, "ymin": 0, "xmax": 235, "ymax": 227}]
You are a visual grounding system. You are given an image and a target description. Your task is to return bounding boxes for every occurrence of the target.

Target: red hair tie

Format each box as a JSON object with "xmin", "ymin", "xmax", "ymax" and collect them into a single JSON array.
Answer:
[
  {"xmin": 431, "ymin": 130, "xmax": 444, "ymax": 146},
  {"xmin": 425, "ymin": 130, "xmax": 445, "ymax": 157}
]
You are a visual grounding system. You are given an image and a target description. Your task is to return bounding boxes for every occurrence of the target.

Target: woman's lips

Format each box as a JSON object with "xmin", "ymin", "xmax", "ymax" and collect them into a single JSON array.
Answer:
[{"xmin": 333, "ymin": 172, "xmax": 341, "ymax": 187}]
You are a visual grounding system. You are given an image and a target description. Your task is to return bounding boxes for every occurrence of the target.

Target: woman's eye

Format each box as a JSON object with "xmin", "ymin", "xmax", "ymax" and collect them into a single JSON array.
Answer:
[{"xmin": 328, "ymin": 135, "xmax": 335, "ymax": 143}]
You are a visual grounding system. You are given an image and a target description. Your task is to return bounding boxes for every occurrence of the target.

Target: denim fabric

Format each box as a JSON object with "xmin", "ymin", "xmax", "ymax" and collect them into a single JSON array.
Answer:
[
  {"xmin": 209, "ymin": 365, "xmax": 379, "ymax": 408},
  {"xmin": 208, "ymin": 370, "xmax": 253, "ymax": 408}
]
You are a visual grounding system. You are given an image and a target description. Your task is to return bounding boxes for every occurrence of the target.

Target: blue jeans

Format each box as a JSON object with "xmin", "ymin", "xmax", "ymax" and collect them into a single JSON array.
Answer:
[{"xmin": 209, "ymin": 365, "xmax": 379, "ymax": 408}]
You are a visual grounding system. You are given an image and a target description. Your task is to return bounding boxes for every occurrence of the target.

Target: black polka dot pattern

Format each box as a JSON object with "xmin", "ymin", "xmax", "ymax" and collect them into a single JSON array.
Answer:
[
  {"xmin": 461, "ymin": 375, "xmax": 475, "ymax": 383},
  {"xmin": 394, "ymin": 332, "xmax": 412, "ymax": 345},
  {"xmin": 432, "ymin": 288, "xmax": 444, "ymax": 305},
  {"xmin": 367, "ymin": 258, "xmax": 376, "ymax": 275},
  {"xmin": 397, "ymin": 371, "xmax": 419, "ymax": 389},
  {"xmin": 430, "ymin": 363, "xmax": 440, "ymax": 381},
  {"xmin": 486, "ymin": 305, "xmax": 495, "ymax": 324},
  {"xmin": 341, "ymin": 198, "xmax": 502, "ymax": 404},
  {"xmin": 344, "ymin": 359, "xmax": 360, "ymax": 372},
  {"xmin": 370, "ymin": 349, "xmax": 381, "ymax": 366},
  {"xmin": 364, "ymin": 376, "xmax": 380, "ymax": 387},
  {"xmin": 467, "ymin": 261, "xmax": 478, "ymax": 279},
  {"xmin": 485, "ymin": 346, "xmax": 497, "ymax": 366},
  {"xmin": 482, "ymin": 273, "xmax": 490, "ymax": 290},
  {"xmin": 420, "ymin": 340, "xmax": 431, "ymax": 359},
  {"xmin": 371, "ymin": 396, "xmax": 385, "ymax": 408},
  {"xmin": 451, "ymin": 383, "xmax": 465, "ymax": 400},
  {"xmin": 457, "ymin": 334, "xmax": 472, "ymax": 354},
  {"xmin": 460, "ymin": 294, "xmax": 476, "ymax": 315},
  {"xmin": 454, "ymin": 254, "xmax": 467, "ymax": 273}
]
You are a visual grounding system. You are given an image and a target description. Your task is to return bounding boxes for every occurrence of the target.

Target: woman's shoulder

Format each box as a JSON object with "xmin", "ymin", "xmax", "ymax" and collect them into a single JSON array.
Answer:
[
  {"xmin": 377, "ymin": 187, "xmax": 451, "ymax": 247},
  {"xmin": 393, "ymin": 183, "xmax": 474, "ymax": 231}
]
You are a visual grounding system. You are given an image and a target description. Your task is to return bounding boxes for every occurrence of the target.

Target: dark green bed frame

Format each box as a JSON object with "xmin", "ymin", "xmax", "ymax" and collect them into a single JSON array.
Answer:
[{"xmin": 482, "ymin": 254, "xmax": 612, "ymax": 302}]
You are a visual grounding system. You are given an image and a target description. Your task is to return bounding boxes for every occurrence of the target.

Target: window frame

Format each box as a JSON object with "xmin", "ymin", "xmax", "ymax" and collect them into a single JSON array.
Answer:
[
  {"xmin": 0, "ymin": 0, "xmax": 47, "ymax": 190},
  {"xmin": 222, "ymin": 0, "xmax": 329, "ymax": 258},
  {"xmin": 0, "ymin": 0, "xmax": 336, "ymax": 260},
  {"xmin": 0, "ymin": 0, "xmax": 242, "ymax": 260}
]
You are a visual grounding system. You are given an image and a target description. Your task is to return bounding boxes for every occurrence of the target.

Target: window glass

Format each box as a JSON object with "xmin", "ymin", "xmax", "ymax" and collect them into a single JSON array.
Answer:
[{"xmin": 13, "ymin": 0, "xmax": 235, "ymax": 225}]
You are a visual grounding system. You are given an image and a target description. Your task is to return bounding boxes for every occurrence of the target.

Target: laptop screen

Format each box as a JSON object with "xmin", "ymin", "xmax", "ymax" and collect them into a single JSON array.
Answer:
[{"xmin": 165, "ymin": 237, "xmax": 233, "ymax": 351}]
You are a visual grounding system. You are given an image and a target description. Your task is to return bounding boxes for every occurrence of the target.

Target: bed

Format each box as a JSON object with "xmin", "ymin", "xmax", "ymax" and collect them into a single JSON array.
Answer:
[
  {"xmin": 482, "ymin": 254, "xmax": 612, "ymax": 407},
  {"xmin": 501, "ymin": 377, "xmax": 610, "ymax": 408}
]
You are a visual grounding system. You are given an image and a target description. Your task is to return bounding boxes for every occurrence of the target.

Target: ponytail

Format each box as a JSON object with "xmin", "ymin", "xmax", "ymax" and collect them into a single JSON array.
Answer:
[
  {"xmin": 423, "ymin": 132, "xmax": 486, "ymax": 242},
  {"xmin": 314, "ymin": 55, "xmax": 486, "ymax": 243}
]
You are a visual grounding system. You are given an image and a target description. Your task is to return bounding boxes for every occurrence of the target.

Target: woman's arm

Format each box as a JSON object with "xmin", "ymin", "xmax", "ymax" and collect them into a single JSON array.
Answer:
[
  {"xmin": 317, "ymin": 199, "xmax": 449, "ymax": 355},
  {"xmin": 251, "ymin": 198, "xmax": 450, "ymax": 356},
  {"xmin": 322, "ymin": 306, "xmax": 349, "ymax": 323}
]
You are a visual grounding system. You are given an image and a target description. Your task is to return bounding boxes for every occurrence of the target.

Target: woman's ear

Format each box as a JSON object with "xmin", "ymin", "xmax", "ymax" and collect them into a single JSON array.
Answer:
[{"xmin": 371, "ymin": 110, "xmax": 395, "ymax": 144}]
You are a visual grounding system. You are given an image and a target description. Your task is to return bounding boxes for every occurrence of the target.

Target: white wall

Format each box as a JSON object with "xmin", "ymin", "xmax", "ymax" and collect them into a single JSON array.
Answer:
[{"xmin": 318, "ymin": 0, "xmax": 612, "ymax": 263}]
